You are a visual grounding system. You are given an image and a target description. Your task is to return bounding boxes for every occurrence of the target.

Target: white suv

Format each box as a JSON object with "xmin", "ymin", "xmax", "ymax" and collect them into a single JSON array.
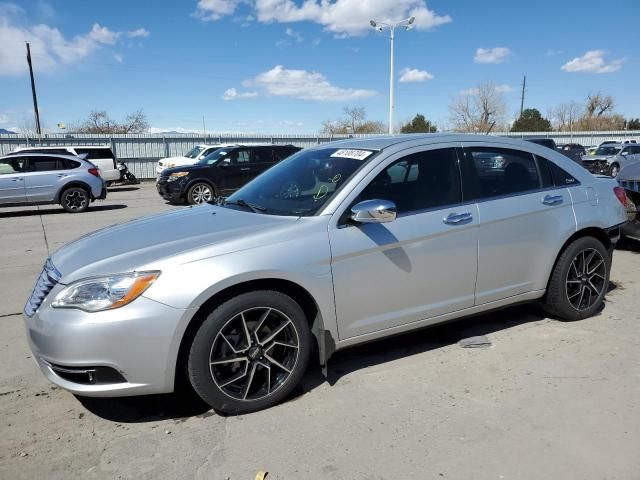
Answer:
[{"xmin": 156, "ymin": 144, "xmax": 232, "ymax": 175}]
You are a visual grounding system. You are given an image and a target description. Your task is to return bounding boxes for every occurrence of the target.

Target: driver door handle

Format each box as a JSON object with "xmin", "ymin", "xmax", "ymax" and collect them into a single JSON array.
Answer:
[
  {"xmin": 443, "ymin": 212, "xmax": 473, "ymax": 225},
  {"xmin": 11, "ymin": 177, "xmax": 24, "ymax": 182}
]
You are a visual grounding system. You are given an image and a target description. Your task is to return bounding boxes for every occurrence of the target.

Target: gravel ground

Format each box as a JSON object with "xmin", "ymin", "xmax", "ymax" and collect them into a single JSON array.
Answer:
[{"xmin": 1, "ymin": 183, "xmax": 639, "ymax": 479}]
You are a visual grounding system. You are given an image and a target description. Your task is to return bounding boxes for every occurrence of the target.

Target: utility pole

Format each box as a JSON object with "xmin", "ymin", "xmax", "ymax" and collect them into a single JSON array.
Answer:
[
  {"xmin": 519, "ymin": 75, "xmax": 526, "ymax": 118},
  {"xmin": 202, "ymin": 116, "xmax": 206, "ymax": 141},
  {"xmin": 26, "ymin": 42, "xmax": 42, "ymax": 136}
]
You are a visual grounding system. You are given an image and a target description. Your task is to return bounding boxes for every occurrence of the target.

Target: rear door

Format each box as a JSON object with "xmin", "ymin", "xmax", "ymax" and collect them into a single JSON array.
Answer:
[
  {"xmin": 248, "ymin": 147, "xmax": 278, "ymax": 179},
  {"xmin": 460, "ymin": 144, "xmax": 576, "ymax": 304},
  {"xmin": 23, "ymin": 156, "xmax": 71, "ymax": 202},
  {"xmin": 0, "ymin": 157, "xmax": 27, "ymax": 204}
]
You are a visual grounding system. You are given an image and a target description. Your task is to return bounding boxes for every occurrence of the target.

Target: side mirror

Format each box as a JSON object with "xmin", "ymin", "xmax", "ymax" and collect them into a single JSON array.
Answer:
[
  {"xmin": 219, "ymin": 158, "xmax": 231, "ymax": 167},
  {"xmin": 350, "ymin": 199, "xmax": 397, "ymax": 224},
  {"xmin": 621, "ymin": 151, "xmax": 628, "ymax": 156}
]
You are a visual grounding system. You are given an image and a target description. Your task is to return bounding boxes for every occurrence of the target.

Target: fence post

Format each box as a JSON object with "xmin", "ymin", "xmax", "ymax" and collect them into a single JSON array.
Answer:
[
  {"xmin": 163, "ymin": 136, "xmax": 169, "ymax": 157},
  {"xmin": 109, "ymin": 136, "xmax": 117, "ymax": 160}
]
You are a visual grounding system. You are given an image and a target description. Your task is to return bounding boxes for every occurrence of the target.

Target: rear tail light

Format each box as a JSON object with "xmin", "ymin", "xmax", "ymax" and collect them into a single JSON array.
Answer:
[
  {"xmin": 613, "ymin": 186, "xmax": 628, "ymax": 207},
  {"xmin": 88, "ymin": 167, "xmax": 101, "ymax": 178}
]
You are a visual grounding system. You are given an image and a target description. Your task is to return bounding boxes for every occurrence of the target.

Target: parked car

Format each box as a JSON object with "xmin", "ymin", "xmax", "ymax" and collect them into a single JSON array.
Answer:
[
  {"xmin": 601, "ymin": 139, "xmax": 637, "ymax": 146},
  {"xmin": 581, "ymin": 143, "xmax": 640, "ymax": 177},
  {"xmin": 156, "ymin": 144, "xmax": 300, "ymax": 204},
  {"xmin": 23, "ymin": 135, "xmax": 626, "ymax": 414},
  {"xmin": 616, "ymin": 162, "xmax": 640, "ymax": 241},
  {"xmin": 525, "ymin": 138, "xmax": 583, "ymax": 166},
  {"xmin": 156, "ymin": 144, "xmax": 227, "ymax": 175},
  {"xmin": 0, "ymin": 153, "xmax": 106, "ymax": 212},
  {"xmin": 10, "ymin": 145, "xmax": 119, "ymax": 182}
]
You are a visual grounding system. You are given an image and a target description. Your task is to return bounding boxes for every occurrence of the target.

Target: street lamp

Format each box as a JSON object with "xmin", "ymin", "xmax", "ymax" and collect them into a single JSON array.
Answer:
[{"xmin": 370, "ymin": 16, "xmax": 415, "ymax": 135}]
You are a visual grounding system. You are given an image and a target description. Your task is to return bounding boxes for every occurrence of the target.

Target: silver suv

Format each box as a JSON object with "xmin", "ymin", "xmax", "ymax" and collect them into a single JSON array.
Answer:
[
  {"xmin": 0, "ymin": 153, "xmax": 106, "ymax": 212},
  {"xmin": 23, "ymin": 135, "xmax": 627, "ymax": 414},
  {"xmin": 582, "ymin": 143, "xmax": 640, "ymax": 177}
]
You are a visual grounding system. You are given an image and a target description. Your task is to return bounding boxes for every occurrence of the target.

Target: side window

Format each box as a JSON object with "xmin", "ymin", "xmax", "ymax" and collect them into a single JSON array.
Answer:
[
  {"xmin": 65, "ymin": 159, "xmax": 81, "ymax": 169},
  {"xmin": 357, "ymin": 148, "xmax": 461, "ymax": 215},
  {"xmin": 536, "ymin": 155, "xmax": 579, "ymax": 187},
  {"xmin": 26, "ymin": 156, "xmax": 66, "ymax": 172},
  {"xmin": 0, "ymin": 158, "xmax": 26, "ymax": 174},
  {"xmin": 464, "ymin": 147, "xmax": 540, "ymax": 199},
  {"xmin": 227, "ymin": 149, "xmax": 250, "ymax": 164},
  {"xmin": 252, "ymin": 147, "xmax": 274, "ymax": 164},
  {"xmin": 74, "ymin": 148, "xmax": 114, "ymax": 159}
]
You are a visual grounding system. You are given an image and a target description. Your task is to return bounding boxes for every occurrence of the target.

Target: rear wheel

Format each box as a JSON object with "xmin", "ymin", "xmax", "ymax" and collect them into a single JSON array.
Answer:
[
  {"xmin": 60, "ymin": 187, "xmax": 90, "ymax": 213},
  {"xmin": 187, "ymin": 182, "xmax": 215, "ymax": 205},
  {"xmin": 187, "ymin": 291, "xmax": 311, "ymax": 414},
  {"xmin": 544, "ymin": 236, "xmax": 611, "ymax": 321}
]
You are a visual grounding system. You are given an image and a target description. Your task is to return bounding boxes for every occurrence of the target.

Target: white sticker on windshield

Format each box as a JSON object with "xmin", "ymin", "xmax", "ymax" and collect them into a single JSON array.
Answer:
[{"xmin": 330, "ymin": 149, "xmax": 373, "ymax": 161}]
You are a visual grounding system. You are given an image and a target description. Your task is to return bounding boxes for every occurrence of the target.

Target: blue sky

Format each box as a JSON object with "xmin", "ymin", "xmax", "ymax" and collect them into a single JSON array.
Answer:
[{"xmin": 0, "ymin": 0, "xmax": 638, "ymax": 133}]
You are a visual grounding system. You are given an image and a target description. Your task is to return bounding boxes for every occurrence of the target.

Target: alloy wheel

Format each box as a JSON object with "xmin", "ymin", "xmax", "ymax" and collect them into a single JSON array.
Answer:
[
  {"xmin": 191, "ymin": 184, "xmax": 213, "ymax": 204},
  {"xmin": 209, "ymin": 307, "xmax": 300, "ymax": 401},
  {"xmin": 565, "ymin": 248, "xmax": 607, "ymax": 311},
  {"xmin": 64, "ymin": 190, "xmax": 88, "ymax": 211}
]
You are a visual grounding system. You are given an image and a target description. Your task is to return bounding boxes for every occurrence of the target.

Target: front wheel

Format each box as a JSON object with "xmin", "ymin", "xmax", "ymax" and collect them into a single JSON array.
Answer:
[
  {"xmin": 60, "ymin": 187, "xmax": 90, "ymax": 213},
  {"xmin": 187, "ymin": 182, "xmax": 215, "ymax": 205},
  {"xmin": 544, "ymin": 236, "xmax": 611, "ymax": 321},
  {"xmin": 187, "ymin": 291, "xmax": 311, "ymax": 414}
]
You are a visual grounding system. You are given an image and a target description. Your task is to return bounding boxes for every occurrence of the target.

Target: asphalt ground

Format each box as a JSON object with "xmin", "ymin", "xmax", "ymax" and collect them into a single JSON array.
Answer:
[{"xmin": 1, "ymin": 183, "xmax": 639, "ymax": 479}]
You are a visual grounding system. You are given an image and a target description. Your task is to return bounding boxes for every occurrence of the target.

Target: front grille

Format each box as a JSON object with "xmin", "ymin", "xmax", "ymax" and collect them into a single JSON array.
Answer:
[
  {"xmin": 583, "ymin": 160, "xmax": 609, "ymax": 174},
  {"xmin": 24, "ymin": 259, "xmax": 61, "ymax": 317}
]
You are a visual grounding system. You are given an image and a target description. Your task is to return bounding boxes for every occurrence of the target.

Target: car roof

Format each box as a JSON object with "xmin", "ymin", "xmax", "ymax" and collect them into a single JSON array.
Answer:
[
  {"xmin": 14, "ymin": 145, "xmax": 111, "ymax": 151},
  {"xmin": 3, "ymin": 152, "xmax": 85, "ymax": 160},
  {"xmin": 315, "ymin": 133, "xmax": 564, "ymax": 151}
]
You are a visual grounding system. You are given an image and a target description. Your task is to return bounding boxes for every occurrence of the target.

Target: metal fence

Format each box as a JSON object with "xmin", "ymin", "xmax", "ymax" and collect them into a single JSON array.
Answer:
[{"xmin": 1, "ymin": 130, "xmax": 639, "ymax": 179}]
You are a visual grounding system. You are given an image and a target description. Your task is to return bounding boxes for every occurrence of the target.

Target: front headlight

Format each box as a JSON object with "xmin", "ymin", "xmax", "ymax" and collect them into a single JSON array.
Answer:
[
  {"xmin": 167, "ymin": 172, "xmax": 189, "ymax": 182},
  {"xmin": 51, "ymin": 271, "xmax": 160, "ymax": 312},
  {"xmin": 167, "ymin": 162, "xmax": 176, "ymax": 168}
]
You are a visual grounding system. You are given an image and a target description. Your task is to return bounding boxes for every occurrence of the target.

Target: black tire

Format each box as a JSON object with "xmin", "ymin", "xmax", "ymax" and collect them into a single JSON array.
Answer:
[
  {"xmin": 187, "ymin": 182, "xmax": 215, "ymax": 205},
  {"xmin": 544, "ymin": 236, "xmax": 611, "ymax": 321},
  {"xmin": 125, "ymin": 172, "xmax": 140, "ymax": 185},
  {"xmin": 60, "ymin": 186, "xmax": 90, "ymax": 213},
  {"xmin": 187, "ymin": 291, "xmax": 311, "ymax": 415}
]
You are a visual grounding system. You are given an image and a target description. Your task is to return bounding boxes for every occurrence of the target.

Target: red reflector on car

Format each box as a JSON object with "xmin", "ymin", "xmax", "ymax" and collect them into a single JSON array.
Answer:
[
  {"xmin": 613, "ymin": 186, "xmax": 628, "ymax": 207},
  {"xmin": 88, "ymin": 167, "xmax": 101, "ymax": 177}
]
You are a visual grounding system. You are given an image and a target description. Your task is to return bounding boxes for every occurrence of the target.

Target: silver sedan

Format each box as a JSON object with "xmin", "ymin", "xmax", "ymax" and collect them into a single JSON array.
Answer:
[{"xmin": 23, "ymin": 134, "xmax": 628, "ymax": 414}]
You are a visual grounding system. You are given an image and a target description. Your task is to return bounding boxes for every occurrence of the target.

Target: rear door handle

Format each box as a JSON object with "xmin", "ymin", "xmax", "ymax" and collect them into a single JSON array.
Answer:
[
  {"xmin": 10, "ymin": 177, "xmax": 24, "ymax": 182},
  {"xmin": 57, "ymin": 174, "xmax": 68, "ymax": 178},
  {"xmin": 542, "ymin": 194, "xmax": 563, "ymax": 206},
  {"xmin": 443, "ymin": 212, "xmax": 473, "ymax": 225}
]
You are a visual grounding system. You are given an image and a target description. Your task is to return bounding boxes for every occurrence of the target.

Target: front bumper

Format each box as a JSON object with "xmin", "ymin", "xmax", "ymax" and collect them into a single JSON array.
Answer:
[
  {"xmin": 156, "ymin": 179, "xmax": 185, "ymax": 202},
  {"xmin": 23, "ymin": 293, "xmax": 192, "ymax": 397},
  {"xmin": 582, "ymin": 159, "xmax": 610, "ymax": 175}
]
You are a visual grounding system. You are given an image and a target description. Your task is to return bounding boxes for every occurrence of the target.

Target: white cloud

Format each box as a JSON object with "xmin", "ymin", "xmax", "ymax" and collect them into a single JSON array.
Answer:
[
  {"xmin": 561, "ymin": 50, "xmax": 624, "ymax": 73},
  {"xmin": 245, "ymin": 65, "xmax": 376, "ymax": 101},
  {"xmin": 127, "ymin": 28, "xmax": 150, "ymax": 38},
  {"xmin": 222, "ymin": 87, "xmax": 259, "ymax": 100},
  {"xmin": 0, "ymin": 8, "xmax": 147, "ymax": 76},
  {"xmin": 194, "ymin": 0, "xmax": 451, "ymax": 36},
  {"xmin": 399, "ymin": 67, "xmax": 433, "ymax": 83},
  {"xmin": 460, "ymin": 84, "xmax": 512, "ymax": 95},
  {"xmin": 0, "ymin": 114, "xmax": 9, "ymax": 124},
  {"xmin": 474, "ymin": 47, "xmax": 511, "ymax": 64},
  {"xmin": 88, "ymin": 23, "xmax": 120, "ymax": 44},
  {"xmin": 113, "ymin": 53, "xmax": 123, "ymax": 63},
  {"xmin": 285, "ymin": 27, "xmax": 303, "ymax": 42}
]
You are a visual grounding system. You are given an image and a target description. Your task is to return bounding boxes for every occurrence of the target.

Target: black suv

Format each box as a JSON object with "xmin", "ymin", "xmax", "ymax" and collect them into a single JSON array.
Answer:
[{"xmin": 156, "ymin": 144, "xmax": 301, "ymax": 204}]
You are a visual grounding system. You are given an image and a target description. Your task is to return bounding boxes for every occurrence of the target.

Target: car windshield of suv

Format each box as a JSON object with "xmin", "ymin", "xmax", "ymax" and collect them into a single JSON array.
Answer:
[
  {"xmin": 184, "ymin": 146, "xmax": 205, "ymax": 159},
  {"xmin": 224, "ymin": 147, "xmax": 378, "ymax": 216},
  {"xmin": 197, "ymin": 148, "xmax": 228, "ymax": 165},
  {"xmin": 595, "ymin": 146, "xmax": 621, "ymax": 156}
]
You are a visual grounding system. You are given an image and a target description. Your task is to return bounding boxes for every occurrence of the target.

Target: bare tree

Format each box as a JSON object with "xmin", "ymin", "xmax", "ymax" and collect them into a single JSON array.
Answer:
[
  {"xmin": 550, "ymin": 101, "xmax": 583, "ymax": 131},
  {"xmin": 585, "ymin": 92, "xmax": 614, "ymax": 118},
  {"xmin": 448, "ymin": 81, "xmax": 507, "ymax": 133},
  {"xmin": 342, "ymin": 106, "xmax": 366, "ymax": 133},
  {"xmin": 72, "ymin": 110, "xmax": 149, "ymax": 134},
  {"xmin": 321, "ymin": 107, "xmax": 386, "ymax": 134}
]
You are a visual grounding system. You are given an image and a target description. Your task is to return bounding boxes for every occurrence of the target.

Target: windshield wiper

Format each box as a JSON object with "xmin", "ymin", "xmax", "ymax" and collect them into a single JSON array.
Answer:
[{"xmin": 222, "ymin": 198, "xmax": 267, "ymax": 213}]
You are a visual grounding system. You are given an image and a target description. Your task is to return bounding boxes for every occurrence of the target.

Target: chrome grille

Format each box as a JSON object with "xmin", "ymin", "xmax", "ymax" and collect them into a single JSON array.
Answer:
[{"xmin": 24, "ymin": 260, "xmax": 61, "ymax": 317}]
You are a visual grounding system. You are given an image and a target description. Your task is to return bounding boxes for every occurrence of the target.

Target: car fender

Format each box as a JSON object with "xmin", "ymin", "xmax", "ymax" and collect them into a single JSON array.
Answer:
[{"xmin": 54, "ymin": 180, "xmax": 95, "ymax": 202}]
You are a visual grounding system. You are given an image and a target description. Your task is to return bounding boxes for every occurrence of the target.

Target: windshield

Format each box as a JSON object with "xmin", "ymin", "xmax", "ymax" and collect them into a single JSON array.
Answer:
[
  {"xmin": 595, "ymin": 146, "xmax": 621, "ymax": 156},
  {"xmin": 224, "ymin": 147, "xmax": 377, "ymax": 216},
  {"xmin": 184, "ymin": 146, "xmax": 206, "ymax": 159},
  {"xmin": 197, "ymin": 148, "xmax": 229, "ymax": 165}
]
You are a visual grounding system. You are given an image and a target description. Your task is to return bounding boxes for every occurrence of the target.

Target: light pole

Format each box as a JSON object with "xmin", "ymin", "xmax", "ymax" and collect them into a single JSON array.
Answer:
[{"xmin": 369, "ymin": 17, "xmax": 415, "ymax": 135}]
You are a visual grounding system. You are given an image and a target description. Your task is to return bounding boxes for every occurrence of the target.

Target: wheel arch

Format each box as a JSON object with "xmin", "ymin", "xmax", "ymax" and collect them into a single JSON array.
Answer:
[
  {"xmin": 174, "ymin": 278, "xmax": 334, "ymax": 390},
  {"xmin": 545, "ymin": 226, "xmax": 613, "ymax": 291},
  {"xmin": 54, "ymin": 181, "xmax": 93, "ymax": 203}
]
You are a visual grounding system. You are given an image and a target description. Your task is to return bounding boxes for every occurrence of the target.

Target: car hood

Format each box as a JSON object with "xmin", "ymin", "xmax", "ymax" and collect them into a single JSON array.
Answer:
[
  {"xmin": 582, "ymin": 155, "xmax": 613, "ymax": 161},
  {"xmin": 162, "ymin": 164, "xmax": 209, "ymax": 175},
  {"xmin": 50, "ymin": 205, "xmax": 299, "ymax": 283},
  {"xmin": 159, "ymin": 156, "xmax": 192, "ymax": 165}
]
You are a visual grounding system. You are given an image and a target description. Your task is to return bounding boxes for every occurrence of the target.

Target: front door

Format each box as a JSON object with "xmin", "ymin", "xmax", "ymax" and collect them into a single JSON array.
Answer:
[
  {"xmin": 0, "ymin": 157, "xmax": 27, "ymax": 204},
  {"xmin": 218, "ymin": 148, "xmax": 251, "ymax": 193},
  {"xmin": 460, "ymin": 144, "xmax": 577, "ymax": 304},
  {"xmin": 328, "ymin": 146, "xmax": 479, "ymax": 340}
]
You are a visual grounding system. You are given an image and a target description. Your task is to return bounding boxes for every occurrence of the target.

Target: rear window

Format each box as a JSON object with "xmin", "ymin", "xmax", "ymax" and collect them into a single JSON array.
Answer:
[
  {"xmin": 536, "ymin": 155, "xmax": 579, "ymax": 187},
  {"xmin": 74, "ymin": 148, "xmax": 114, "ymax": 159}
]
